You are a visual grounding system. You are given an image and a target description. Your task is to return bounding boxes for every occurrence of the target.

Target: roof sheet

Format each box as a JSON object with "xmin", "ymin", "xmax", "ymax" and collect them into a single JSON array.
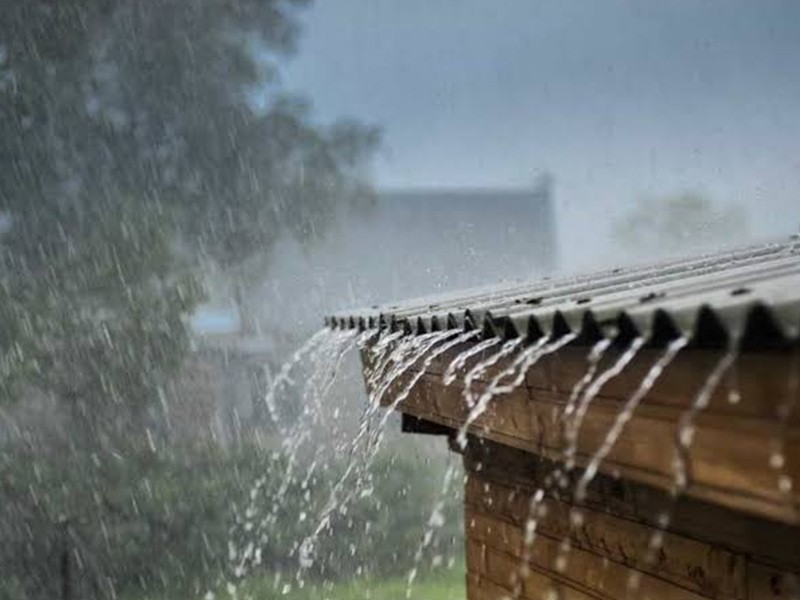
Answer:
[{"xmin": 326, "ymin": 239, "xmax": 800, "ymax": 349}]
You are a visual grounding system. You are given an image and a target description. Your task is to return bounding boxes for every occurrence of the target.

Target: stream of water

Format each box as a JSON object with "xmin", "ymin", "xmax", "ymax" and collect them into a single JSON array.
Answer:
[{"xmin": 223, "ymin": 319, "xmax": 796, "ymax": 600}]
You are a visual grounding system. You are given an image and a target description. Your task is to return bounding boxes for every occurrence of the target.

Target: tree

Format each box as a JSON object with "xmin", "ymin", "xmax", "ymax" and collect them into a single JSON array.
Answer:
[
  {"xmin": 0, "ymin": 0, "xmax": 377, "ymax": 412},
  {"xmin": 613, "ymin": 193, "xmax": 748, "ymax": 255},
  {"xmin": 0, "ymin": 2, "xmax": 377, "ymax": 596},
  {"xmin": 0, "ymin": 0, "xmax": 378, "ymax": 337}
]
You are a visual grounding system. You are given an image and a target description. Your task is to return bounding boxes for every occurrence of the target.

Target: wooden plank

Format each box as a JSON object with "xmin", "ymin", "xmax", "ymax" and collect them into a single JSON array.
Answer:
[
  {"xmin": 540, "ymin": 346, "xmax": 800, "ymax": 423},
  {"xmin": 362, "ymin": 336, "xmax": 800, "ymax": 595},
  {"xmin": 747, "ymin": 562, "xmax": 800, "ymax": 599},
  {"xmin": 467, "ymin": 573, "xmax": 518, "ymax": 600},
  {"xmin": 476, "ymin": 521, "xmax": 710, "ymax": 600},
  {"xmin": 483, "ymin": 546, "xmax": 601, "ymax": 600},
  {"xmin": 464, "ymin": 439, "xmax": 800, "ymax": 575},
  {"xmin": 466, "ymin": 479, "xmax": 748, "ymax": 599},
  {"xmin": 388, "ymin": 368, "xmax": 800, "ymax": 523},
  {"xmin": 417, "ymin": 344, "xmax": 799, "ymax": 423},
  {"xmin": 467, "ymin": 538, "xmax": 487, "ymax": 575},
  {"xmin": 467, "ymin": 508, "xmax": 522, "ymax": 557}
]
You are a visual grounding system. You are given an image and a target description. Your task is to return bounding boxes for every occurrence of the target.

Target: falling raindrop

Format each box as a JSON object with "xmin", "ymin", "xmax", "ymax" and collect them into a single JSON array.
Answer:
[
  {"xmin": 565, "ymin": 337, "xmax": 645, "ymax": 472},
  {"xmin": 575, "ymin": 336, "xmax": 687, "ymax": 503},
  {"xmin": 443, "ymin": 336, "xmax": 502, "ymax": 386}
]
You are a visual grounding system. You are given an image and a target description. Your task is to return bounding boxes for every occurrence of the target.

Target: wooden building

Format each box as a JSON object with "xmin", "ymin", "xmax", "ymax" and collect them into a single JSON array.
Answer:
[{"xmin": 329, "ymin": 240, "xmax": 800, "ymax": 600}]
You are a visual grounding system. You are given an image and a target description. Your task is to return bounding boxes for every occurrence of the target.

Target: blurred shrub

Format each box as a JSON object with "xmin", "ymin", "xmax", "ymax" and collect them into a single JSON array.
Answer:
[
  {"xmin": 613, "ymin": 192, "xmax": 748, "ymax": 256},
  {"xmin": 0, "ymin": 437, "xmax": 461, "ymax": 600},
  {"xmin": 0, "ymin": 440, "xmax": 249, "ymax": 599}
]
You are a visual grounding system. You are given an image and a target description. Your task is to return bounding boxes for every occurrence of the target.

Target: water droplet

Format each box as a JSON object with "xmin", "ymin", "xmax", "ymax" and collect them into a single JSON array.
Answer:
[
  {"xmin": 679, "ymin": 425, "xmax": 695, "ymax": 447},
  {"xmin": 628, "ymin": 571, "xmax": 643, "ymax": 590},
  {"xmin": 770, "ymin": 452, "xmax": 785, "ymax": 470},
  {"xmin": 555, "ymin": 554, "xmax": 568, "ymax": 573},
  {"xmin": 649, "ymin": 531, "xmax": 665, "ymax": 551},
  {"xmin": 570, "ymin": 510, "xmax": 584, "ymax": 528}
]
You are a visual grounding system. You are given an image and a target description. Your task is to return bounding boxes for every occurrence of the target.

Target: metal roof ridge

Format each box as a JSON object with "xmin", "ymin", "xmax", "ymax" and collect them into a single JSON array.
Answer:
[{"xmin": 326, "ymin": 238, "xmax": 800, "ymax": 348}]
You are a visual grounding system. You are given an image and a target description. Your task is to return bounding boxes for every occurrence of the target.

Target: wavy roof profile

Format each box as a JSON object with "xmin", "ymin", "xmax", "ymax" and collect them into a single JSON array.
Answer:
[{"xmin": 326, "ymin": 239, "xmax": 800, "ymax": 349}]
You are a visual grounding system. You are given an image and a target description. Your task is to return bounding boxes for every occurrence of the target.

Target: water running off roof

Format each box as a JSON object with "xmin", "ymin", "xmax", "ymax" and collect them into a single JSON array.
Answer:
[{"xmin": 327, "ymin": 239, "xmax": 800, "ymax": 350}]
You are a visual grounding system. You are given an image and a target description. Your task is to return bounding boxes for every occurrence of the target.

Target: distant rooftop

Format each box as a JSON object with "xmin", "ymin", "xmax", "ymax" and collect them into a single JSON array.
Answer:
[{"xmin": 369, "ymin": 181, "xmax": 558, "ymax": 275}]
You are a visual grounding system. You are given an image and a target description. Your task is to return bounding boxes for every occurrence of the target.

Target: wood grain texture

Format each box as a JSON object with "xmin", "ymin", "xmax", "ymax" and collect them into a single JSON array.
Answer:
[
  {"xmin": 365, "ymin": 340, "xmax": 800, "ymax": 524},
  {"xmin": 463, "ymin": 439, "xmax": 800, "ymax": 600},
  {"xmin": 360, "ymin": 338, "xmax": 800, "ymax": 599}
]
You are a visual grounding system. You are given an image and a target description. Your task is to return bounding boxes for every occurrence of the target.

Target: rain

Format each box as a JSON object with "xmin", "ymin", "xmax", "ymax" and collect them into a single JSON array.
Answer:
[{"xmin": 2, "ymin": 2, "xmax": 800, "ymax": 600}]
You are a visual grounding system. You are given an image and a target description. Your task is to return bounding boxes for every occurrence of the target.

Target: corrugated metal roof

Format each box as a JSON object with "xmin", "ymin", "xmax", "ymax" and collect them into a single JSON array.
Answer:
[{"xmin": 326, "ymin": 239, "xmax": 800, "ymax": 349}]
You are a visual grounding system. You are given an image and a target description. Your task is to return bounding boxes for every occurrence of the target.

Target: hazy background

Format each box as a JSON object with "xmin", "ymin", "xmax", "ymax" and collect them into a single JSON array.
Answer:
[
  {"xmin": 279, "ymin": 0, "xmax": 800, "ymax": 275},
  {"xmin": 3, "ymin": 2, "xmax": 800, "ymax": 599}
]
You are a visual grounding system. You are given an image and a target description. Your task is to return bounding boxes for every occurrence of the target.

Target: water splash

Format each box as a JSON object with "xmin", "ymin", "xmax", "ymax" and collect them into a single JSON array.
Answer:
[
  {"xmin": 462, "ymin": 338, "xmax": 524, "ymax": 408},
  {"xmin": 295, "ymin": 329, "xmax": 466, "ymax": 579},
  {"xmin": 347, "ymin": 331, "xmax": 451, "ymax": 465},
  {"xmin": 298, "ymin": 330, "xmax": 358, "ymax": 427},
  {"xmin": 575, "ymin": 336, "xmax": 688, "ymax": 502},
  {"xmin": 361, "ymin": 330, "xmax": 468, "ymax": 469},
  {"xmin": 452, "ymin": 339, "xmax": 527, "ymax": 449},
  {"xmin": 342, "ymin": 330, "xmax": 422, "ymax": 463},
  {"xmin": 628, "ymin": 343, "xmax": 738, "ymax": 593},
  {"xmin": 456, "ymin": 334, "xmax": 582, "ymax": 450},
  {"xmin": 552, "ymin": 336, "xmax": 686, "ymax": 580},
  {"xmin": 491, "ymin": 333, "xmax": 578, "ymax": 398},
  {"xmin": 442, "ymin": 336, "xmax": 502, "ymax": 386},
  {"xmin": 363, "ymin": 330, "xmax": 409, "ymax": 399},
  {"xmin": 515, "ymin": 340, "xmax": 608, "ymax": 557},
  {"xmin": 371, "ymin": 330, "xmax": 482, "ymax": 450},
  {"xmin": 263, "ymin": 328, "xmax": 330, "ymax": 434},
  {"xmin": 370, "ymin": 331, "xmax": 460, "ymax": 413},
  {"xmin": 318, "ymin": 330, "xmax": 372, "ymax": 404},
  {"xmin": 510, "ymin": 339, "xmax": 613, "ymax": 599},
  {"xmin": 564, "ymin": 337, "xmax": 645, "ymax": 472},
  {"xmin": 508, "ymin": 486, "xmax": 547, "ymax": 599},
  {"xmin": 770, "ymin": 350, "xmax": 799, "ymax": 511},
  {"xmin": 346, "ymin": 329, "xmax": 407, "ymax": 454},
  {"xmin": 229, "ymin": 329, "xmax": 359, "ymax": 584},
  {"xmin": 563, "ymin": 339, "xmax": 613, "ymax": 420},
  {"xmin": 405, "ymin": 456, "xmax": 459, "ymax": 599},
  {"xmin": 671, "ymin": 346, "xmax": 738, "ymax": 493}
]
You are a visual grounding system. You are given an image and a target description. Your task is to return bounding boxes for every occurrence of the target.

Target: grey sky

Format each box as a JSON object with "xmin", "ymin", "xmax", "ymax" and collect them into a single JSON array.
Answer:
[{"xmin": 283, "ymin": 1, "xmax": 800, "ymax": 269}]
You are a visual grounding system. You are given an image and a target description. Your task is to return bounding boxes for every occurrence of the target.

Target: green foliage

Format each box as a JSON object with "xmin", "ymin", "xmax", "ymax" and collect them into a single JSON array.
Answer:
[
  {"xmin": 0, "ymin": 199, "xmax": 203, "ymax": 423},
  {"xmin": 0, "ymin": 0, "xmax": 379, "ymax": 412},
  {"xmin": 0, "ymin": 441, "xmax": 462, "ymax": 600},
  {"xmin": 0, "ymin": 441, "xmax": 239, "ymax": 599},
  {"xmin": 613, "ymin": 192, "xmax": 748, "ymax": 254},
  {"xmin": 230, "ymin": 565, "xmax": 466, "ymax": 600},
  {"xmin": 0, "ymin": 0, "xmax": 378, "ymax": 272},
  {"xmin": 121, "ymin": 567, "xmax": 465, "ymax": 600},
  {"xmin": 226, "ymin": 447, "xmax": 463, "ymax": 584},
  {"xmin": 0, "ymin": 440, "xmax": 295, "ymax": 599},
  {"xmin": 309, "ymin": 451, "xmax": 462, "ymax": 581},
  {"xmin": 0, "ymin": 1, "xmax": 379, "ymax": 596}
]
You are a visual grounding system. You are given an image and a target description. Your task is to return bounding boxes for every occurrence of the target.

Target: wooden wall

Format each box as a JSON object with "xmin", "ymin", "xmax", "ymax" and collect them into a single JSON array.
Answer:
[
  {"xmin": 373, "ymin": 342, "xmax": 800, "ymax": 524},
  {"xmin": 462, "ymin": 438, "xmax": 800, "ymax": 600},
  {"xmin": 363, "ymin": 337, "xmax": 800, "ymax": 598}
]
